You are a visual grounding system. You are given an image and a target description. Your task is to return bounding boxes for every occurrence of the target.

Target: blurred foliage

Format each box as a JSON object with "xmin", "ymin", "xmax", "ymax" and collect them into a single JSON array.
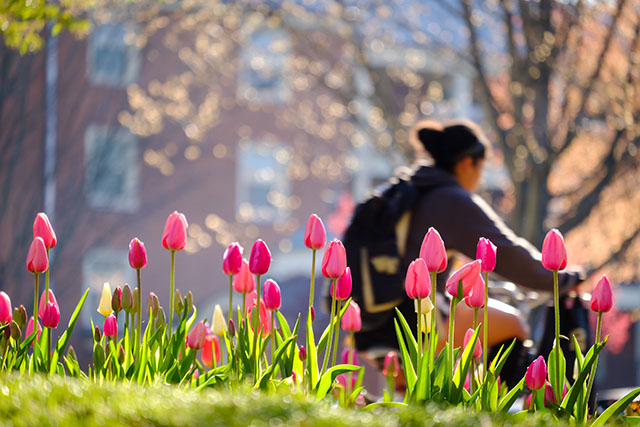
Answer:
[{"xmin": 0, "ymin": 0, "xmax": 92, "ymax": 53}]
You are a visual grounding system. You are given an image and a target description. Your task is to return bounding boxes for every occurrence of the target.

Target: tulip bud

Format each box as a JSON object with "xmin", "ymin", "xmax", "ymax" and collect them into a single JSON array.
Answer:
[
  {"xmin": 464, "ymin": 274, "xmax": 485, "ymax": 309},
  {"xmin": 445, "ymin": 260, "xmax": 482, "ymax": 298},
  {"xmin": 405, "ymin": 258, "xmax": 431, "ymax": 300},
  {"xmin": 525, "ymin": 355, "xmax": 547, "ymax": 390},
  {"xmin": 419, "ymin": 227, "xmax": 447, "ymax": 273},
  {"xmin": 233, "ymin": 259, "xmax": 255, "ymax": 294},
  {"xmin": 121, "ymin": 284, "xmax": 133, "ymax": 313},
  {"xmin": 155, "ymin": 307, "xmax": 166, "ymax": 329},
  {"xmin": 298, "ymin": 346, "xmax": 307, "ymax": 362},
  {"xmin": 128, "ymin": 237, "xmax": 148, "ymax": 270},
  {"xmin": 591, "ymin": 274, "xmax": 614, "ymax": 313},
  {"xmin": 212, "ymin": 305, "xmax": 226, "ymax": 335},
  {"xmin": 112, "ymin": 286, "xmax": 122, "ymax": 313},
  {"xmin": 382, "ymin": 351, "xmax": 400, "ymax": 377},
  {"xmin": 0, "ymin": 291, "xmax": 12, "ymax": 324},
  {"xmin": 14, "ymin": 305, "xmax": 27, "ymax": 329},
  {"xmin": 341, "ymin": 347, "xmax": 359, "ymax": 365},
  {"xmin": 97, "ymin": 283, "xmax": 113, "ymax": 317},
  {"xmin": 9, "ymin": 321, "xmax": 21, "ymax": 341},
  {"xmin": 476, "ymin": 238, "xmax": 497, "ymax": 273},
  {"xmin": 187, "ymin": 322, "xmax": 207, "ymax": 349},
  {"xmin": 147, "ymin": 292, "xmax": 160, "ymax": 317},
  {"xmin": 223, "ymin": 242, "xmax": 243, "ymax": 276},
  {"xmin": 463, "ymin": 328, "xmax": 482, "ymax": 359},
  {"xmin": 249, "ymin": 239, "xmax": 271, "ymax": 275},
  {"xmin": 304, "ymin": 214, "xmax": 327, "ymax": 250},
  {"xmin": 131, "ymin": 288, "xmax": 139, "ymax": 313},
  {"xmin": 118, "ymin": 345, "xmax": 126, "ymax": 364},
  {"xmin": 321, "ymin": 239, "xmax": 347, "ymax": 279},
  {"xmin": 94, "ymin": 326, "xmax": 102, "ymax": 342},
  {"xmin": 331, "ymin": 267, "xmax": 352, "ymax": 301},
  {"xmin": 310, "ymin": 306, "xmax": 316, "ymax": 322},
  {"xmin": 42, "ymin": 302, "xmax": 60, "ymax": 329},
  {"xmin": 67, "ymin": 346, "xmax": 78, "ymax": 363},
  {"xmin": 185, "ymin": 291, "xmax": 193, "ymax": 314},
  {"xmin": 38, "ymin": 289, "xmax": 58, "ymax": 319},
  {"xmin": 162, "ymin": 211, "xmax": 188, "ymax": 251},
  {"xmin": 103, "ymin": 314, "xmax": 118, "ymax": 338},
  {"xmin": 541, "ymin": 229, "xmax": 567, "ymax": 271},
  {"xmin": 341, "ymin": 301, "xmax": 362, "ymax": 332},
  {"xmin": 2, "ymin": 324, "xmax": 9, "ymax": 340},
  {"xmin": 228, "ymin": 319, "xmax": 236, "ymax": 337},
  {"xmin": 414, "ymin": 297, "xmax": 433, "ymax": 315},
  {"xmin": 33, "ymin": 213, "xmax": 57, "ymax": 249},
  {"xmin": 174, "ymin": 289, "xmax": 184, "ymax": 315},
  {"xmin": 263, "ymin": 279, "xmax": 281, "ymax": 311},
  {"xmin": 93, "ymin": 344, "xmax": 105, "ymax": 371},
  {"xmin": 26, "ymin": 237, "xmax": 49, "ymax": 274}
]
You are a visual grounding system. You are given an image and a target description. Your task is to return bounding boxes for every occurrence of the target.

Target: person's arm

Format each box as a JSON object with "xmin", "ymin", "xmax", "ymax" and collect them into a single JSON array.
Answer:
[{"xmin": 424, "ymin": 188, "xmax": 583, "ymax": 292}]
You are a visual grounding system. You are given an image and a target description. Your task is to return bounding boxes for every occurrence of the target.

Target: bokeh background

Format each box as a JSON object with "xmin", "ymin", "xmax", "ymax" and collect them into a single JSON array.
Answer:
[{"xmin": 1, "ymin": 0, "xmax": 640, "ymax": 392}]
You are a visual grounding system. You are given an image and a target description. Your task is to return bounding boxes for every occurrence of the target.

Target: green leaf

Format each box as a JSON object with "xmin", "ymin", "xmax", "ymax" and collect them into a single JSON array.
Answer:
[
  {"xmin": 592, "ymin": 387, "xmax": 640, "ymax": 427},
  {"xmin": 315, "ymin": 364, "xmax": 360, "ymax": 399},
  {"xmin": 548, "ymin": 344, "xmax": 566, "ymax": 406},
  {"xmin": 394, "ymin": 308, "xmax": 419, "ymax": 369},
  {"xmin": 50, "ymin": 288, "xmax": 89, "ymax": 373},
  {"xmin": 561, "ymin": 339, "xmax": 607, "ymax": 414},
  {"xmin": 450, "ymin": 326, "xmax": 480, "ymax": 404},
  {"xmin": 362, "ymin": 402, "xmax": 408, "ymax": 411},
  {"xmin": 492, "ymin": 340, "xmax": 516, "ymax": 379},
  {"xmin": 498, "ymin": 377, "xmax": 525, "ymax": 412},
  {"xmin": 257, "ymin": 335, "xmax": 297, "ymax": 389},
  {"xmin": 394, "ymin": 319, "xmax": 416, "ymax": 395},
  {"xmin": 414, "ymin": 348, "xmax": 431, "ymax": 402},
  {"xmin": 306, "ymin": 307, "xmax": 319, "ymax": 388}
]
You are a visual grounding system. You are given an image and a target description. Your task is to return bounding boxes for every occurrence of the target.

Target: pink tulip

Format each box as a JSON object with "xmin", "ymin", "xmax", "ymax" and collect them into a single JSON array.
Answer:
[
  {"xmin": 223, "ymin": 242, "xmax": 243, "ymax": 276},
  {"xmin": 476, "ymin": 238, "xmax": 497, "ymax": 273},
  {"xmin": 463, "ymin": 328, "xmax": 482, "ymax": 359},
  {"xmin": 162, "ymin": 211, "xmax": 188, "ymax": 251},
  {"xmin": 322, "ymin": 239, "xmax": 347, "ymax": 279},
  {"xmin": 103, "ymin": 314, "xmax": 118, "ymax": 338},
  {"xmin": 310, "ymin": 306, "xmax": 316, "ymax": 322},
  {"xmin": 591, "ymin": 274, "xmax": 614, "ymax": 313},
  {"xmin": 541, "ymin": 229, "xmax": 567, "ymax": 271},
  {"xmin": 525, "ymin": 355, "xmax": 547, "ymax": 390},
  {"xmin": 464, "ymin": 274, "xmax": 485, "ymax": 308},
  {"xmin": 342, "ymin": 347, "xmax": 359, "ymax": 365},
  {"xmin": 331, "ymin": 267, "xmax": 352, "ymax": 300},
  {"xmin": 25, "ymin": 316, "xmax": 42, "ymax": 343},
  {"xmin": 299, "ymin": 346, "xmax": 307, "ymax": 362},
  {"xmin": 33, "ymin": 213, "xmax": 57, "ymax": 249},
  {"xmin": 304, "ymin": 214, "xmax": 327, "ymax": 250},
  {"xmin": 41, "ymin": 302, "xmax": 60, "ymax": 328},
  {"xmin": 341, "ymin": 301, "xmax": 362, "ymax": 332},
  {"xmin": 263, "ymin": 279, "xmax": 281, "ymax": 311},
  {"xmin": 128, "ymin": 238, "xmax": 147, "ymax": 269},
  {"xmin": 249, "ymin": 239, "xmax": 271, "ymax": 275},
  {"xmin": 0, "ymin": 291, "xmax": 12, "ymax": 324},
  {"xmin": 405, "ymin": 258, "xmax": 431, "ymax": 300},
  {"xmin": 382, "ymin": 351, "xmax": 400, "ymax": 377},
  {"xmin": 233, "ymin": 259, "xmax": 255, "ymax": 294},
  {"xmin": 26, "ymin": 237, "xmax": 49, "ymax": 274},
  {"xmin": 187, "ymin": 322, "xmax": 207, "ymax": 349},
  {"xmin": 336, "ymin": 373, "xmax": 357, "ymax": 389},
  {"xmin": 38, "ymin": 289, "xmax": 58, "ymax": 319},
  {"xmin": 543, "ymin": 381, "xmax": 568, "ymax": 406},
  {"xmin": 249, "ymin": 301, "xmax": 272, "ymax": 338},
  {"xmin": 445, "ymin": 259, "xmax": 482, "ymax": 298},
  {"xmin": 202, "ymin": 333, "xmax": 221, "ymax": 368},
  {"xmin": 244, "ymin": 290, "xmax": 257, "ymax": 310},
  {"xmin": 419, "ymin": 227, "xmax": 447, "ymax": 273}
]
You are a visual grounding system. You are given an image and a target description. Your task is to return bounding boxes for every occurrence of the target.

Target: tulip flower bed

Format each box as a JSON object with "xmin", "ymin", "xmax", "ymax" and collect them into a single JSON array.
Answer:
[{"xmin": 0, "ymin": 212, "xmax": 639, "ymax": 425}]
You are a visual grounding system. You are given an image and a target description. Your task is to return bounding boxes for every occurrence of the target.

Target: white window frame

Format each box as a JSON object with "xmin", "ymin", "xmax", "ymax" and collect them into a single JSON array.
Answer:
[{"xmin": 87, "ymin": 22, "xmax": 140, "ymax": 87}]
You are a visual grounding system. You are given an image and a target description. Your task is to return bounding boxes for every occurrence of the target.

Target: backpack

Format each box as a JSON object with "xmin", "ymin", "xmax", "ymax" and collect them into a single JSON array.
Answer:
[{"xmin": 336, "ymin": 172, "xmax": 424, "ymax": 331}]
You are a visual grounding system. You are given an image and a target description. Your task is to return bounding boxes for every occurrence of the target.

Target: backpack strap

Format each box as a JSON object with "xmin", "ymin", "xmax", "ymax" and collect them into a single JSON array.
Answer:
[{"xmin": 360, "ymin": 246, "xmax": 405, "ymax": 313}]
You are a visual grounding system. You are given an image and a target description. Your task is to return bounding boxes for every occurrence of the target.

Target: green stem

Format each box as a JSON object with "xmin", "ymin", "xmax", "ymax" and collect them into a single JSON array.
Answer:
[
  {"xmin": 386, "ymin": 375, "xmax": 395, "ymax": 402},
  {"xmin": 309, "ymin": 249, "xmax": 316, "ymax": 308},
  {"xmin": 242, "ymin": 293, "xmax": 246, "ymax": 324},
  {"xmin": 253, "ymin": 274, "xmax": 262, "ymax": 378},
  {"xmin": 417, "ymin": 298, "xmax": 422, "ymax": 373},
  {"xmin": 553, "ymin": 269, "xmax": 561, "ymax": 403},
  {"xmin": 169, "ymin": 250, "xmax": 175, "ymax": 336},
  {"xmin": 473, "ymin": 308, "xmax": 478, "ymax": 330},
  {"xmin": 430, "ymin": 272, "xmax": 437, "ymax": 338},
  {"xmin": 483, "ymin": 271, "xmax": 488, "ymax": 381},
  {"xmin": 332, "ymin": 300, "xmax": 342, "ymax": 366},
  {"xmin": 270, "ymin": 311, "xmax": 276, "ymax": 362},
  {"xmin": 136, "ymin": 268, "xmax": 142, "ymax": 351},
  {"xmin": 228, "ymin": 275, "xmax": 234, "ymax": 328},
  {"xmin": 449, "ymin": 296, "xmax": 458, "ymax": 378},
  {"xmin": 44, "ymin": 248, "xmax": 50, "ymax": 309},
  {"xmin": 322, "ymin": 288, "xmax": 336, "ymax": 373},
  {"xmin": 46, "ymin": 327, "xmax": 51, "ymax": 369},
  {"xmin": 585, "ymin": 312, "xmax": 603, "ymax": 414},
  {"xmin": 347, "ymin": 332, "xmax": 354, "ymax": 396},
  {"xmin": 33, "ymin": 273, "xmax": 40, "ymax": 324}
]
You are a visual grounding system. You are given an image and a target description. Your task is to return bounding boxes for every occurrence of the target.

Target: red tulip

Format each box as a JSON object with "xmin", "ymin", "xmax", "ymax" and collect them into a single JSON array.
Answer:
[
  {"xmin": 187, "ymin": 322, "xmax": 207, "ymax": 349},
  {"xmin": 0, "ymin": 291, "xmax": 12, "ymax": 324},
  {"xmin": 41, "ymin": 302, "xmax": 60, "ymax": 328},
  {"xmin": 419, "ymin": 227, "xmax": 447, "ymax": 273},
  {"xmin": 382, "ymin": 351, "xmax": 400, "ymax": 377},
  {"xmin": 162, "ymin": 211, "xmax": 188, "ymax": 251},
  {"xmin": 541, "ymin": 229, "xmax": 567, "ymax": 271},
  {"xmin": 202, "ymin": 333, "xmax": 221, "ymax": 368},
  {"xmin": 463, "ymin": 328, "xmax": 482, "ymax": 359},
  {"xmin": 33, "ymin": 213, "xmax": 57, "ymax": 249},
  {"xmin": 128, "ymin": 238, "xmax": 147, "ymax": 269},
  {"xmin": 26, "ymin": 237, "xmax": 49, "ymax": 274},
  {"xmin": 591, "ymin": 274, "xmax": 614, "ymax": 313},
  {"xmin": 38, "ymin": 289, "xmax": 58, "ymax": 319},
  {"xmin": 304, "ymin": 214, "xmax": 327, "ymax": 250},
  {"xmin": 103, "ymin": 314, "xmax": 118, "ymax": 338},
  {"xmin": 233, "ymin": 259, "xmax": 255, "ymax": 294},
  {"xmin": 263, "ymin": 279, "xmax": 281, "ymax": 311},
  {"xmin": 445, "ymin": 260, "xmax": 482, "ymax": 298},
  {"xmin": 331, "ymin": 267, "xmax": 352, "ymax": 301},
  {"xmin": 405, "ymin": 258, "xmax": 431, "ymax": 300},
  {"xmin": 341, "ymin": 301, "xmax": 362, "ymax": 332},
  {"xmin": 525, "ymin": 355, "xmax": 547, "ymax": 390},
  {"xmin": 464, "ymin": 274, "xmax": 485, "ymax": 308},
  {"xmin": 25, "ymin": 316, "xmax": 42, "ymax": 343},
  {"xmin": 298, "ymin": 346, "xmax": 307, "ymax": 362},
  {"xmin": 223, "ymin": 242, "xmax": 243, "ymax": 276},
  {"xmin": 321, "ymin": 239, "xmax": 347, "ymax": 279},
  {"xmin": 249, "ymin": 239, "xmax": 271, "ymax": 275},
  {"xmin": 476, "ymin": 238, "xmax": 497, "ymax": 273},
  {"xmin": 341, "ymin": 347, "xmax": 359, "ymax": 365}
]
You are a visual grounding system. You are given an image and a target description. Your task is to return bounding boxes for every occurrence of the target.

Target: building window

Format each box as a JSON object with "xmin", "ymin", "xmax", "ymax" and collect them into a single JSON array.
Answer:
[
  {"xmin": 81, "ymin": 247, "xmax": 134, "ymax": 330},
  {"xmin": 87, "ymin": 22, "xmax": 140, "ymax": 87},
  {"xmin": 84, "ymin": 124, "xmax": 139, "ymax": 212},
  {"xmin": 238, "ymin": 28, "xmax": 290, "ymax": 104},
  {"xmin": 236, "ymin": 140, "xmax": 290, "ymax": 223}
]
